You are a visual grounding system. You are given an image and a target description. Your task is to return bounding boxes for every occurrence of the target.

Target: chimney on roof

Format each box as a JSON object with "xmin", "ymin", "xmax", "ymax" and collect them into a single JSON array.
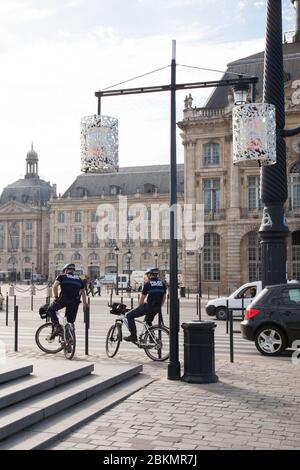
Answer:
[{"xmin": 292, "ymin": 0, "xmax": 300, "ymax": 42}]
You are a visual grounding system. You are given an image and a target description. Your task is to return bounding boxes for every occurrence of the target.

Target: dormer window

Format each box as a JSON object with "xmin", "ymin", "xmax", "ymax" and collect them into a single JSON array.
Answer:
[
  {"xmin": 144, "ymin": 183, "xmax": 156, "ymax": 194},
  {"xmin": 110, "ymin": 185, "xmax": 120, "ymax": 196}
]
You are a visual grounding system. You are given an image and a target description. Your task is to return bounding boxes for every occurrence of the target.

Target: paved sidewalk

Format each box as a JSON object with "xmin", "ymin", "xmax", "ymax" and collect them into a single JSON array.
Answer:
[{"xmin": 47, "ymin": 353, "xmax": 300, "ymax": 451}]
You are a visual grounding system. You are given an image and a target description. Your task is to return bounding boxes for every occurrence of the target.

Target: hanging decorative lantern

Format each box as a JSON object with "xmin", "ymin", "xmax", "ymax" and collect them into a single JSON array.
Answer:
[
  {"xmin": 233, "ymin": 103, "xmax": 276, "ymax": 166},
  {"xmin": 80, "ymin": 114, "xmax": 118, "ymax": 173}
]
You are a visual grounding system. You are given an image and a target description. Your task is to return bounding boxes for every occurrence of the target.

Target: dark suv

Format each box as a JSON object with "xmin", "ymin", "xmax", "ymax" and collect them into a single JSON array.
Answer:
[{"xmin": 241, "ymin": 283, "xmax": 300, "ymax": 356}]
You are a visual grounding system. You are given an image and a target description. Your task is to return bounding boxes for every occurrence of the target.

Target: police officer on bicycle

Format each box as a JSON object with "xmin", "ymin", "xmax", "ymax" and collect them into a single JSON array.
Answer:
[
  {"xmin": 124, "ymin": 267, "xmax": 167, "ymax": 342},
  {"xmin": 47, "ymin": 263, "xmax": 87, "ymax": 339}
]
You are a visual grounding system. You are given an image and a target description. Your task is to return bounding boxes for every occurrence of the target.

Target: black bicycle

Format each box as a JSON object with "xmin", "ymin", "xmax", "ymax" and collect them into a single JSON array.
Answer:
[
  {"xmin": 106, "ymin": 303, "xmax": 170, "ymax": 362},
  {"xmin": 35, "ymin": 310, "xmax": 76, "ymax": 360}
]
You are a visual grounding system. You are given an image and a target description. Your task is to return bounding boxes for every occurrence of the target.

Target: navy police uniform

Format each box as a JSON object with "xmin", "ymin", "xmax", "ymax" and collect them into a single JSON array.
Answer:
[
  {"xmin": 48, "ymin": 273, "xmax": 84, "ymax": 325},
  {"xmin": 126, "ymin": 278, "xmax": 167, "ymax": 336}
]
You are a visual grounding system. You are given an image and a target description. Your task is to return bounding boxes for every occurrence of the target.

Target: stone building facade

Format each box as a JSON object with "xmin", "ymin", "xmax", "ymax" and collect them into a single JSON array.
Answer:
[
  {"xmin": 0, "ymin": 145, "xmax": 55, "ymax": 281},
  {"xmin": 179, "ymin": 34, "xmax": 300, "ymax": 293},
  {"xmin": 48, "ymin": 165, "xmax": 184, "ymax": 282}
]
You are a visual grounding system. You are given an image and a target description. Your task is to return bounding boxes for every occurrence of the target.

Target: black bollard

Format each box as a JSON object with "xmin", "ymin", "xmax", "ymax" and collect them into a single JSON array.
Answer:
[
  {"xmin": 14, "ymin": 305, "xmax": 18, "ymax": 352},
  {"xmin": 31, "ymin": 295, "xmax": 34, "ymax": 311},
  {"xmin": 5, "ymin": 294, "xmax": 8, "ymax": 326},
  {"xmin": 198, "ymin": 294, "xmax": 202, "ymax": 321},
  {"xmin": 131, "ymin": 297, "xmax": 134, "ymax": 309},
  {"xmin": 229, "ymin": 308, "xmax": 234, "ymax": 363},
  {"xmin": 84, "ymin": 303, "xmax": 90, "ymax": 356},
  {"xmin": 196, "ymin": 295, "xmax": 199, "ymax": 318},
  {"xmin": 226, "ymin": 299, "xmax": 229, "ymax": 335}
]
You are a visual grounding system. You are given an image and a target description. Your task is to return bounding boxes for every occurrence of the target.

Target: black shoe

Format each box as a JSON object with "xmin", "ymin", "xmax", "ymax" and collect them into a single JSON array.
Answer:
[
  {"xmin": 123, "ymin": 334, "xmax": 137, "ymax": 343},
  {"xmin": 49, "ymin": 323, "xmax": 62, "ymax": 340}
]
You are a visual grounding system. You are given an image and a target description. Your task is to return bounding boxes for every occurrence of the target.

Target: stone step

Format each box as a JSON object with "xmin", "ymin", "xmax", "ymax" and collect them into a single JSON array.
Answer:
[
  {"xmin": 0, "ymin": 362, "xmax": 142, "ymax": 445},
  {"xmin": 0, "ymin": 361, "xmax": 94, "ymax": 410},
  {"xmin": 0, "ymin": 374, "xmax": 152, "ymax": 450},
  {"xmin": 0, "ymin": 363, "xmax": 33, "ymax": 385}
]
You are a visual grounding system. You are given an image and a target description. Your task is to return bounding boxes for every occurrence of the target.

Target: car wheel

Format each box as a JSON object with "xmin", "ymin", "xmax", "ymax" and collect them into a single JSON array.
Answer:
[
  {"xmin": 254, "ymin": 325, "xmax": 287, "ymax": 356},
  {"xmin": 215, "ymin": 307, "xmax": 227, "ymax": 321}
]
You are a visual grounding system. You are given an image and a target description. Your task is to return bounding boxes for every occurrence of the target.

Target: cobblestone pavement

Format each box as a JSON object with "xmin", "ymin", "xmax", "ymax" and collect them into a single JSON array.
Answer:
[
  {"xmin": 1, "ymin": 286, "xmax": 300, "ymax": 450},
  {"xmin": 46, "ymin": 354, "xmax": 300, "ymax": 451}
]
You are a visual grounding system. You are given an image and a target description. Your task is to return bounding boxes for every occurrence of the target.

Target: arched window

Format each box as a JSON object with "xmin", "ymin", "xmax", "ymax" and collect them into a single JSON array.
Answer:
[
  {"xmin": 89, "ymin": 252, "xmax": 98, "ymax": 262},
  {"xmin": 292, "ymin": 231, "xmax": 300, "ymax": 281},
  {"xmin": 55, "ymin": 253, "xmax": 64, "ymax": 262},
  {"xmin": 72, "ymin": 252, "xmax": 81, "ymax": 261},
  {"xmin": 289, "ymin": 163, "xmax": 300, "ymax": 210},
  {"xmin": 248, "ymin": 232, "xmax": 261, "ymax": 282},
  {"xmin": 203, "ymin": 143, "xmax": 220, "ymax": 166},
  {"xmin": 203, "ymin": 233, "xmax": 220, "ymax": 281}
]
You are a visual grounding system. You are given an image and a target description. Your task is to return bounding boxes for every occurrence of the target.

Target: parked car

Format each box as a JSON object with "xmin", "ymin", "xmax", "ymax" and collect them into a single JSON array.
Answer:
[
  {"xmin": 241, "ymin": 283, "xmax": 300, "ymax": 356},
  {"xmin": 206, "ymin": 281, "xmax": 262, "ymax": 320}
]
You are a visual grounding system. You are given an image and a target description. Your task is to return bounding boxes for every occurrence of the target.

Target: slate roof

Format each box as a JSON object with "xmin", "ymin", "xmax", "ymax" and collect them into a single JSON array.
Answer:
[
  {"xmin": 205, "ymin": 41, "xmax": 300, "ymax": 108},
  {"xmin": 62, "ymin": 164, "xmax": 185, "ymax": 198},
  {"xmin": 0, "ymin": 175, "xmax": 54, "ymax": 206}
]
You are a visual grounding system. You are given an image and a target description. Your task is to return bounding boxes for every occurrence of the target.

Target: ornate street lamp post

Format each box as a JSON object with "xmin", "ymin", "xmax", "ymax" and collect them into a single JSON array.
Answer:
[
  {"xmin": 114, "ymin": 245, "xmax": 119, "ymax": 295},
  {"xmin": 127, "ymin": 249, "xmax": 132, "ymax": 291},
  {"xmin": 259, "ymin": 0, "xmax": 289, "ymax": 287}
]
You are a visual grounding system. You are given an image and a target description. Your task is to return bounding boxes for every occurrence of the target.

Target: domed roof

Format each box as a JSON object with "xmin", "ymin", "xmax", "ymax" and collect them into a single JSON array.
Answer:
[
  {"xmin": 0, "ymin": 176, "xmax": 53, "ymax": 206},
  {"xmin": 0, "ymin": 145, "xmax": 55, "ymax": 206},
  {"xmin": 26, "ymin": 143, "xmax": 38, "ymax": 161}
]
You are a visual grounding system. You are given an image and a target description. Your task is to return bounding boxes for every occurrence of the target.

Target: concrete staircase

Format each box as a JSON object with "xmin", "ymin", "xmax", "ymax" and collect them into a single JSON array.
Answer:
[{"xmin": 0, "ymin": 359, "xmax": 151, "ymax": 450}]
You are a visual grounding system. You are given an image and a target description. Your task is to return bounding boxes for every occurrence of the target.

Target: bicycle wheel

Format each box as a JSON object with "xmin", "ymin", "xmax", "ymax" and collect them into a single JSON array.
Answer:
[
  {"xmin": 64, "ymin": 323, "xmax": 76, "ymax": 360},
  {"xmin": 106, "ymin": 324, "xmax": 121, "ymax": 358},
  {"xmin": 35, "ymin": 323, "xmax": 64, "ymax": 354},
  {"xmin": 144, "ymin": 325, "xmax": 170, "ymax": 362}
]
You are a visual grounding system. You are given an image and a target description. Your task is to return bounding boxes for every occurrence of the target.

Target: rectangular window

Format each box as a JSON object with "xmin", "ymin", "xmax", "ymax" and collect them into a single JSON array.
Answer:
[
  {"xmin": 91, "ymin": 227, "xmax": 98, "ymax": 244},
  {"xmin": 74, "ymin": 211, "xmax": 81, "ymax": 223},
  {"xmin": 203, "ymin": 179, "xmax": 220, "ymax": 212},
  {"xmin": 204, "ymin": 143, "xmax": 220, "ymax": 166},
  {"xmin": 248, "ymin": 176, "xmax": 262, "ymax": 211},
  {"xmin": 291, "ymin": 175, "xmax": 300, "ymax": 210},
  {"xmin": 57, "ymin": 212, "xmax": 65, "ymax": 223},
  {"xmin": 25, "ymin": 235, "xmax": 33, "ymax": 250},
  {"xmin": 0, "ymin": 233, "xmax": 4, "ymax": 250},
  {"xmin": 25, "ymin": 222, "xmax": 33, "ymax": 230},
  {"xmin": 58, "ymin": 229, "xmax": 65, "ymax": 244},
  {"xmin": 91, "ymin": 211, "xmax": 98, "ymax": 222},
  {"xmin": 74, "ymin": 228, "xmax": 82, "ymax": 244}
]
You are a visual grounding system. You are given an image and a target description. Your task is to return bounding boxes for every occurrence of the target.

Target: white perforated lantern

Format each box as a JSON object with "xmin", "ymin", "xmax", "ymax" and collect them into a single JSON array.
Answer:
[
  {"xmin": 233, "ymin": 103, "xmax": 276, "ymax": 166},
  {"xmin": 80, "ymin": 115, "xmax": 118, "ymax": 173}
]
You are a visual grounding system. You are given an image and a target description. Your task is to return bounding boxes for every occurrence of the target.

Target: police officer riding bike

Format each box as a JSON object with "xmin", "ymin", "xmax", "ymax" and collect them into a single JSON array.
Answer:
[
  {"xmin": 123, "ymin": 267, "xmax": 167, "ymax": 343},
  {"xmin": 47, "ymin": 263, "xmax": 87, "ymax": 339}
]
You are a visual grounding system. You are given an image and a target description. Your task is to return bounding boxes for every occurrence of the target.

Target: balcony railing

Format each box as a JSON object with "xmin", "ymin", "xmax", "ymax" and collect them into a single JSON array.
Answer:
[
  {"xmin": 240, "ymin": 209, "xmax": 263, "ymax": 220},
  {"xmin": 71, "ymin": 243, "xmax": 83, "ymax": 248},
  {"xmin": 204, "ymin": 210, "xmax": 226, "ymax": 221},
  {"xmin": 184, "ymin": 107, "xmax": 225, "ymax": 120},
  {"xmin": 88, "ymin": 242, "xmax": 99, "ymax": 248},
  {"xmin": 54, "ymin": 243, "xmax": 66, "ymax": 248}
]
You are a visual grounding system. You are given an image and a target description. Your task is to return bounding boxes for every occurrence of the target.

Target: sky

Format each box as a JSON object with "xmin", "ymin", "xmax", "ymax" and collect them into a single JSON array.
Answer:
[{"xmin": 0, "ymin": 0, "xmax": 296, "ymax": 196}]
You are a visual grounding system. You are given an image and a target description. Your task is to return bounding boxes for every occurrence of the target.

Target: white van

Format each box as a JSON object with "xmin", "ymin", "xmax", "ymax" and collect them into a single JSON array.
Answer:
[
  {"xmin": 100, "ymin": 274, "xmax": 129, "ymax": 291},
  {"xmin": 206, "ymin": 280, "xmax": 298, "ymax": 320},
  {"xmin": 206, "ymin": 281, "xmax": 262, "ymax": 320}
]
